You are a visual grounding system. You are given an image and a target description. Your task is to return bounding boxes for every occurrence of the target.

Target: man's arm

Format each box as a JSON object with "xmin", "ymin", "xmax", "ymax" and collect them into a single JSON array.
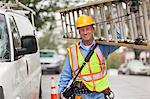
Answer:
[
  {"xmin": 99, "ymin": 45, "xmax": 120, "ymax": 60},
  {"xmin": 108, "ymin": 45, "xmax": 120, "ymax": 54},
  {"xmin": 58, "ymin": 55, "xmax": 73, "ymax": 94}
]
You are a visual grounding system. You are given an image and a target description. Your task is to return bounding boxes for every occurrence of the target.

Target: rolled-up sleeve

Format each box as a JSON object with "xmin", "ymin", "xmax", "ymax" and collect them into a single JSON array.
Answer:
[{"xmin": 58, "ymin": 55, "xmax": 73, "ymax": 94}]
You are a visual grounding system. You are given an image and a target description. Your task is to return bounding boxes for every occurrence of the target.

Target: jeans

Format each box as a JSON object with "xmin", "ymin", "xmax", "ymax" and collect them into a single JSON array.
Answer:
[{"xmin": 77, "ymin": 92, "xmax": 105, "ymax": 99}]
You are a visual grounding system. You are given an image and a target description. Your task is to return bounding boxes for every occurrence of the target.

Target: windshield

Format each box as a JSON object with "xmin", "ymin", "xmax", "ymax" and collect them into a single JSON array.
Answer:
[
  {"xmin": 40, "ymin": 51, "xmax": 56, "ymax": 58},
  {"xmin": 128, "ymin": 60, "xmax": 144, "ymax": 67},
  {"xmin": 0, "ymin": 13, "xmax": 10, "ymax": 61}
]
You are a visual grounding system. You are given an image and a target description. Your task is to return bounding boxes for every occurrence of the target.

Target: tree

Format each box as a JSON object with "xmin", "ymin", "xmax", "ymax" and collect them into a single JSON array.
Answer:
[
  {"xmin": 19, "ymin": 0, "xmax": 79, "ymax": 50},
  {"xmin": 108, "ymin": 52, "xmax": 121, "ymax": 69},
  {"xmin": 19, "ymin": 0, "xmax": 68, "ymax": 30}
]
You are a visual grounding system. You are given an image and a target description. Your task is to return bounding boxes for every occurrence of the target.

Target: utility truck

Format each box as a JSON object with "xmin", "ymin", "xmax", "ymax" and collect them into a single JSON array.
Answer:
[{"xmin": 0, "ymin": 0, "xmax": 41, "ymax": 99}]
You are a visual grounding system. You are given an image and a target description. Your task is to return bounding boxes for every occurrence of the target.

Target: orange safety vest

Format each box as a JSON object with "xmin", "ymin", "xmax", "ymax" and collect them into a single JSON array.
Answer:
[{"xmin": 67, "ymin": 42, "xmax": 109, "ymax": 92}]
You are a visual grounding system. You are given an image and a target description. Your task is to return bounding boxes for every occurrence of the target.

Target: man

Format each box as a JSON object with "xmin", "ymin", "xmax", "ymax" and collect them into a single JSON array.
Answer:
[{"xmin": 58, "ymin": 15, "xmax": 119, "ymax": 99}]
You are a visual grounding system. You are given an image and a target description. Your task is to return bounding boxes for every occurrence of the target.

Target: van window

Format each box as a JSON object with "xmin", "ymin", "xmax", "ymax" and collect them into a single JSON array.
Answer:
[
  {"xmin": 0, "ymin": 14, "xmax": 10, "ymax": 61},
  {"xmin": 9, "ymin": 16, "xmax": 21, "ymax": 48},
  {"xmin": 12, "ymin": 14, "xmax": 34, "ymax": 36}
]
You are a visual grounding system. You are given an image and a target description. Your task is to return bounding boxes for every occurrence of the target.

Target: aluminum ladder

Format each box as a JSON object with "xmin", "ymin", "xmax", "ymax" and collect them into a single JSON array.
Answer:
[{"xmin": 59, "ymin": 0, "xmax": 150, "ymax": 50}]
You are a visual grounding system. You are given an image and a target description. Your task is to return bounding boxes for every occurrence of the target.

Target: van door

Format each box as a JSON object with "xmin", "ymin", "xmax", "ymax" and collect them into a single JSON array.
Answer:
[
  {"xmin": 8, "ymin": 15, "xmax": 30, "ymax": 99},
  {"xmin": 11, "ymin": 13, "xmax": 41, "ymax": 99},
  {"xmin": 0, "ymin": 13, "xmax": 11, "ymax": 99}
]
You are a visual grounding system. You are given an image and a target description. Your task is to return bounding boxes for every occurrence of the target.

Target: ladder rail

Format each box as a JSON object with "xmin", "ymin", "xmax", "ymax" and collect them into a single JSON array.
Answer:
[{"xmin": 59, "ymin": 0, "xmax": 116, "ymax": 13}]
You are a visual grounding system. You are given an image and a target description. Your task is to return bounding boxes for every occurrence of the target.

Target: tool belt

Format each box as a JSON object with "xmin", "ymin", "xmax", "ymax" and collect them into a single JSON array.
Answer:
[
  {"xmin": 73, "ymin": 81, "xmax": 111, "ymax": 95},
  {"xmin": 73, "ymin": 81, "xmax": 91, "ymax": 94}
]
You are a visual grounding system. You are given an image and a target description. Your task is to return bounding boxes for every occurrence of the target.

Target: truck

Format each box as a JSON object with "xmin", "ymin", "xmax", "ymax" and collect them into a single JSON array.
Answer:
[{"xmin": 0, "ymin": 1, "xmax": 41, "ymax": 99}]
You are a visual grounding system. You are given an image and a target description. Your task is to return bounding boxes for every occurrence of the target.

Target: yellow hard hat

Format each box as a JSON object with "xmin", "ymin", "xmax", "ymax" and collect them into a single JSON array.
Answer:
[{"xmin": 76, "ymin": 15, "xmax": 94, "ymax": 28}]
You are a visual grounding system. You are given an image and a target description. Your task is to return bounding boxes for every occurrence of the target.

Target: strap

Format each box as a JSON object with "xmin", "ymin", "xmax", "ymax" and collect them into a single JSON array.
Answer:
[{"xmin": 72, "ymin": 43, "xmax": 98, "ymax": 83}]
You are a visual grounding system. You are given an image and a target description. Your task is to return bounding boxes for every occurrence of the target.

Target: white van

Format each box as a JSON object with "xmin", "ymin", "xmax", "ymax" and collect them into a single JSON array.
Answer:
[{"xmin": 0, "ymin": 4, "xmax": 41, "ymax": 99}]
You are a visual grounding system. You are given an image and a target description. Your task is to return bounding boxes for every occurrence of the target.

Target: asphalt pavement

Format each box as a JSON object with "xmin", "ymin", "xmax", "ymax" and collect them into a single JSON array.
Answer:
[
  {"xmin": 109, "ymin": 75, "xmax": 150, "ymax": 99},
  {"xmin": 41, "ymin": 70, "xmax": 150, "ymax": 99}
]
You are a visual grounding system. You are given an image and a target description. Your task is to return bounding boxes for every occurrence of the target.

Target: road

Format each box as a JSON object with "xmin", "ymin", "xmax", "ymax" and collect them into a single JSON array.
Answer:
[
  {"xmin": 109, "ymin": 75, "xmax": 150, "ymax": 99},
  {"xmin": 41, "ymin": 73, "xmax": 150, "ymax": 99}
]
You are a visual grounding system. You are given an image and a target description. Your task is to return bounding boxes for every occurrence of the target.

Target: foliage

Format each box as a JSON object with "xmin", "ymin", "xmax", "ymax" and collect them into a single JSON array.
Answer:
[
  {"xmin": 19, "ymin": 0, "xmax": 78, "ymax": 30},
  {"xmin": 18, "ymin": 0, "xmax": 79, "ymax": 49},
  {"xmin": 2, "ymin": 0, "xmax": 81, "ymax": 50},
  {"xmin": 38, "ymin": 32, "xmax": 57, "ymax": 50},
  {"xmin": 108, "ymin": 52, "xmax": 121, "ymax": 69}
]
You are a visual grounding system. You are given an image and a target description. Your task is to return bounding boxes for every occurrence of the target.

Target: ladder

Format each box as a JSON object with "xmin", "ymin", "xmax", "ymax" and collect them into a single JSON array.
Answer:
[{"xmin": 59, "ymin": 0, "xmax": 150, "ymax": 50}]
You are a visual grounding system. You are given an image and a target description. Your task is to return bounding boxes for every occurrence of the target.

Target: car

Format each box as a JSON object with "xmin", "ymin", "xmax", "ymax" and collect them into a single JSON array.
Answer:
[
  {"xmin": 118, "ymin": 60, "xmax": 150, "ymax": 75},
  {"xmin": 118, "ymin": 63, "xmax": 128, "ymax": 74},
  {"xmin": 144, "ymin": 64, "xmax": 150, "ymax": 75},
  {"xmin": 40, "ymin": 50, "xmax": 62, "ymax": 74},
  {"xmin": 0, "ymin": 2, "xmax": 41, "ymax": 99}
]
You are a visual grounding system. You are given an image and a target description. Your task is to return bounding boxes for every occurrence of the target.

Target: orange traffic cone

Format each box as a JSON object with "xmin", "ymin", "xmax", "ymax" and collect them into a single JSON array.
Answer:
[
  {"xmin": 75, "ymin": 96, "xmax": 82, "ymax": 99},
  {"xmin": 51, "ymin": 76, "xmax": 58, "ymax": 99}
]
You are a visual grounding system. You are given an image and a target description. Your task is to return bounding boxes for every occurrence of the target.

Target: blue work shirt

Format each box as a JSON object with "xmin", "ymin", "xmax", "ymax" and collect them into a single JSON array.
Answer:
[{"xmin": 58, "ymin": 40, "xmax": 119, "ymax": 94}]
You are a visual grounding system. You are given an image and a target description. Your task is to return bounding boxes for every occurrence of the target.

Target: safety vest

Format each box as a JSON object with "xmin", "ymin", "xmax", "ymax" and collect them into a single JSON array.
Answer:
[{"xmin": 67, "ymin": 42, "xmax": 109, "ymax": 92}]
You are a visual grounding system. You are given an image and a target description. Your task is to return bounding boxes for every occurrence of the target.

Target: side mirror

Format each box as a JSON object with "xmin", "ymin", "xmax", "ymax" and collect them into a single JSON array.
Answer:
[{"xmin": 16, "ymin": 35, "xmax": 38, "ymax": 56}]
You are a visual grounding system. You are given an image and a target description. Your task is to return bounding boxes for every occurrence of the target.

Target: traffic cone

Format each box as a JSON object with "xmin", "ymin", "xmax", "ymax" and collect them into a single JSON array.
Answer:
[
  {"xmin": 51, "ymin": 76, "xmax": 58, "ymax": 99},
  {"xmin": 75, "ymin": 96, "xmax": 82, "ymax": 99}
]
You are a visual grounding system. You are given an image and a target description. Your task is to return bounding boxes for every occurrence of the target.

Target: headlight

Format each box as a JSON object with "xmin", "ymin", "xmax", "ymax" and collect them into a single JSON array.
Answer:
[{"xmin": 0, "ymin": 86, "xmax": 4, "ymax": 99}]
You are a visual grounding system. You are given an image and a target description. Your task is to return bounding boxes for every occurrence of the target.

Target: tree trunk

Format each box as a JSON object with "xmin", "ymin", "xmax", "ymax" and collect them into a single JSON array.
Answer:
[{"xmin": 133, "ymin": 49, "xmax": 142, "ymax": 60}]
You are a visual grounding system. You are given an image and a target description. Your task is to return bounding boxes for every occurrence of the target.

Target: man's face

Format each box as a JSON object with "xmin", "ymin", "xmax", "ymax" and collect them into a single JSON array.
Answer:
[{"xmin": 78, "ymin": 25, "xmax": 95, "ymax": 42}]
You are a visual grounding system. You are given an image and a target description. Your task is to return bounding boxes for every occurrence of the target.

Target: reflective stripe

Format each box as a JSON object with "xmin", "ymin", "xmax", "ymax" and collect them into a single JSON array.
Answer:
[
  {"xmin": 70, "ymin": 45, "xmax": 78, "ymax": 75},
  {"xmin": 96, "ymin": 46, "xmax": 105, "ymax": 71},
  {"xmin": 67, "ymin": 47, "xmax": 76, "ymax": 75},
  {"xmin": 88, "ymin": 61, "xmax": 95, "ymax": 89},
  {"xmin": 93, "ymin": 70, "xmax": 107, "ymax": 80},
  {"xmin": 69, "ymin": 44, "xmax": 81, "ymax": 80},
  {"xmin": 82, "ymin": 70, "xmax": 107, "ymax": 82},
  {"xmin": 67, "ymin": 48, "xmax": 72, "ymax": 66},
  {"xmin": 75, "ymin": 44, "xmax": 82, "ymax": 76}
]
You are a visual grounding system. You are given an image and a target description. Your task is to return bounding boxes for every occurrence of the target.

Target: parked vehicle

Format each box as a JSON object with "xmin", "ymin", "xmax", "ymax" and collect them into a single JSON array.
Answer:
[
  {"xmin": 118, "ymin": 63, "xmax": 128, "ymax": 75},
  {"xmin": 0, "ymin": 2, "xmax": 41, "ymax": 99},
  {"xmin": 118, "ymin": 60, "xmax": 150, "ymax": 75},
  {"xmin": 40, "ymin": 50, "xmax": 62, "ymax": 74}
]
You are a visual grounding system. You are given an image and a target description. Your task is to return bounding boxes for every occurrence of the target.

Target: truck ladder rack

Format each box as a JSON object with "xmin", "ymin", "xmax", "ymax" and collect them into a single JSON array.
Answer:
[{"xmin": 0, "ymin": 0, "xmax": 35, "ymax": 26}]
